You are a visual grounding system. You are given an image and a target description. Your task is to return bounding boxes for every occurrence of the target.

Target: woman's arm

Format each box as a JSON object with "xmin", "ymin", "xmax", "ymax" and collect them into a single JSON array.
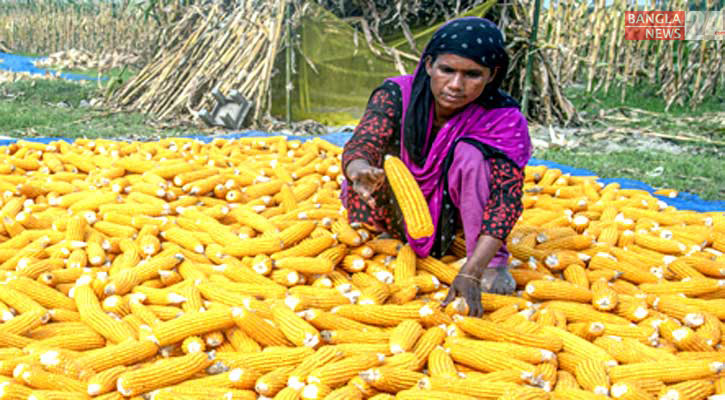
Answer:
[
  {"xmin": 341, "ymin": 82, "xmax": 402, "ymax": 180},
  {"xmin": 458, "ymin": 234, "xmax": 503, "ymax": 279}
]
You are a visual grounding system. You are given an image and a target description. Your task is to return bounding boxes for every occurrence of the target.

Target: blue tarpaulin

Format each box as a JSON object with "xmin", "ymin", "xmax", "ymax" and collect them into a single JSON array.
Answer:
[
  {"xmin": 0, "ymin": 132, "xmax": 722, "ymax": 212},
  {"xmin": 0, "ymin": 51, "xmax": 100, "ymax": 81}
]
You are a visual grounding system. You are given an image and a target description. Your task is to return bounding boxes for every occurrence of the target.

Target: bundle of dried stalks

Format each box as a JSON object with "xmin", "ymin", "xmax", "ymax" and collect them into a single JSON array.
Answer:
[{"xmin": 111, "ymin": 0, "xmax": 287, "ymax": 124}]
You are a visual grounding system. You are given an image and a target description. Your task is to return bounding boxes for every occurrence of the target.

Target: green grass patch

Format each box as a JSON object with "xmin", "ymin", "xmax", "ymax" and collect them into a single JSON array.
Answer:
[
  {"xmin": 535, "ymin": 148, "xmax": 725, "ymax": 201},
  {"xmin": 0, "ymin": 79, "xmax": 195, "ymax": 139},
  {"xmin": 565, "ymin": 81, "xmax": 725, "ymax": 117}
]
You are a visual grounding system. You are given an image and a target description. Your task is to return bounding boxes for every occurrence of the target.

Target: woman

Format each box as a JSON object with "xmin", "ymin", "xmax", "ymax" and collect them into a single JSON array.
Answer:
[{"xmin": 341, "ymin": 17, "xmax": 532, "ymax": 317}]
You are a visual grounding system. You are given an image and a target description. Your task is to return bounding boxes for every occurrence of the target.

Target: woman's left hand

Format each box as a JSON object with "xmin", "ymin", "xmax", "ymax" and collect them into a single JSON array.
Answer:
[{"xmin": 441, "ymin": 272, "xmax": 483, "ymax": 317}]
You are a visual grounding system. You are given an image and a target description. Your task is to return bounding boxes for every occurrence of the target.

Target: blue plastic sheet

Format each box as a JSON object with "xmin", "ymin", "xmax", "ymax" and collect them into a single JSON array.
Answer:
[
  {"xmin": 0, "ymin": 52, "xmax": 100, "ymax": 81},
  {"xmin": 1, "ymin": 132, "xmax": 722, "ymax": 212}
]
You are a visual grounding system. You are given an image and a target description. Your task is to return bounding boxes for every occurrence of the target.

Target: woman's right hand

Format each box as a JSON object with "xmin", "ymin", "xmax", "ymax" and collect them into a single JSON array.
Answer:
[{"xmin": 346, "ymin": 159, "xmax": 385, "ymax": 208}]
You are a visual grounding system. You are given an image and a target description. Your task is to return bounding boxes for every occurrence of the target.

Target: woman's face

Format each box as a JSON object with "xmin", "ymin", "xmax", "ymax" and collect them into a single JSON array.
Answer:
[{"xmin": 425, "ymin": 53, "xmax": 497, "ymax": 119}]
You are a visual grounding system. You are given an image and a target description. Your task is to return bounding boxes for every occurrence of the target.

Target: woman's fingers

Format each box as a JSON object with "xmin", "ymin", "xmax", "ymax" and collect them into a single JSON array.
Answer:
[
  {"xmin": 467, "ymin": 286, "xmax": 483, "ymax": 317},
  {"xmin": 440, "ymin": 287, "xmax": 458, "ymax": 307},
  {"xmin": 352, "ymin": 180, "xmax": 377, "ymax": 208}
]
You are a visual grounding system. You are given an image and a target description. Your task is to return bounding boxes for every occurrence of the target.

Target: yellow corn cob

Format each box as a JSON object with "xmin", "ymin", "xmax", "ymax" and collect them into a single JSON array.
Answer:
[
  {"xmin": 271, "ymin": 303, "xmax": 321, "ymax": 348},
  {"xmin": 223, "ymin": 236, "xmax": 283, "ymax": 257},
  {"xmin": 274, "ymin": 256, "xmax": 334, "ymax": 274},
  {"xmin": 331, "ymin": 220, "xmax": 361, "ymax": 246},
  {"xmin": 525, "ymin": 279, "xmax": 593, "ymax": 303},
  {"xmin": 633, "ymin": 233, "xmax": 686, "ymax": 255},
  {"xmin": 553, "ymin": 370, "xmax": 581, "ymax": 392},
  {"xmin": 539, "ymin": 325, "xmax": 615, "ymax": 365},
  {"xmin": 148, "ymin": 307, "xmax": 234, "ymax": 346},
  {"xmin": 13, "ymin": 363, "xmax": 86, "ymax": 392},
  {"xmin": 610, "ymin": 360, "xmax": 724, "ymax": 383},
  {"xmin": 285, "ymin": 346, "xmax": 344, "ymax": 390},
  {"xmin": 358, "ymin": 366, "xmax": 425, "ymax": 393},
  {"xmin": 301, "ymin": 309, "xmax": 376, "ymax": 332},
  {"xmin": 563, "ymin": 264, "xmax": 590, "ymax": 288},
  {"xmin": 388, "ymin": 319, "xmax": 423, "ymax": 354},
  {"xmin": 321, "ymin": 329, "xmax": 389, "ymax": 344},
  {"xmin": 416, "ymin": 257, "xmax": 458, "ymax": 285},
  {"xmin": 116, "ymin": 352, "xmax": 213, "ymax": 396},
  {"xmin": 641, "ymin": 278, "xmax": 722, "ymax": 297},
  {"xmin": 551, "ymin": 388, "xmax": 610, "ymax": 400},
  {"xmin": 308, "ymin": 353, "xmax": 383, "ymax": 388},
  {"xmin": 649, "ymin": 296, "xmax": 705, "ymax": 327},
  {"xmin": 25, "ymin": 328, "xmax": 107, "ymax": 353},
  {"xmin": 418, "ymin": 376, "xmax": 520, "ymax": 399},
  {"xmin": 0, "ymin": 309, "xmax": 48, "ymax": 336},
  {"xmin": 254, "ymin": 366, "xmax": 295, "ymax": 397},
  {"xmin": 76, "ymin": 339, "xmax": 159, "ymax": 373},
  {"xmin": 331, "ymin": 304, "xmax": 422, "ymax": 327},
  {"xmin": 591, "ymin": 278, "xmax": 619, "ymax": 311},
  {"xmin": 323, "ymin": 384, "xmax": 363, "ymax": 400},
  {"xmin": 574, "ymin": 359, "xmax": 610, "ymax": 396},
  {"xmin": 274, "ymin": 387, "xmax": 302, "ymax": 400},
  {"xmin": 279, "ymin": 221, "xmax": 317, "ymax": 247},
  {"xmin": 454, "ymin": 316, "xmax": 562, "ymax": 352},
  {"xmin": 161, "ymin": 228, "xmax": 204, "ymax": 254},
  {"xmin": 366, "ymin": 239, "xmax": 403, "ymax": 256},
  {"xmin": 658, "ymin": 379, "xmax": 715, "ymax": 399},
  {"xmin": 446, "ymin": 341, "xmax": 536, "ymax": 374},
  {"xmin": 87, "ymin": 366, "xmax": 127, "ymax": 396},
  {"xmin": 271, "ymin": 236, "xmax": 335, "ymax": 260},
  {"xmin": 272, "ymin": 269, "xmax": 302, "ymax": 287},
  {"xmin": 609, "ymin": 381, "xmax": 656, "ymax": 400},
  {"xmin": 447, "ymin": 337, "xmax": 555, "ymax": 364},
  {"xmin": 179, "ymin": 367, "xmax": 261, "ymax": 389},
  {"xmin": 428, "ymin": 346, "xmax": 459, "ymax": 378},
  {"xmin": 73, "ymin": 284, "xmax": 136, "ymax": 344},
  {"xmin": 180, "ymin": 336, "xmax": 206, "ymax": 354},
  {"xmin": 391, "ymin": 245, "xmax": 416, "ymax": 285},
  {"xmin": 383, "ymin": 156, "xmax": 433, "ymax": 239}
]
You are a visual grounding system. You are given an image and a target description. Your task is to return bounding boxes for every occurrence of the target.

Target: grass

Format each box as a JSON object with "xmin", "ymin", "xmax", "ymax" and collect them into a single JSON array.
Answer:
[
  {"xmin": 0, "ymin": 79, "xmax": 197, "ymax": 139},
  {"xmin": 541, "ymin": 81, "xmax": 725, "ymax": 201},
  {"xmin": 564, "ymin": 81, "xmax": 725, "ymax": 117}
]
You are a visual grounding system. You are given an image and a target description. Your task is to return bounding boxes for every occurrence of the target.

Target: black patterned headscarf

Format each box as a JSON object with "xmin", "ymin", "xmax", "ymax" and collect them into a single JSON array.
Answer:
[{"xmin": 404, "ymin": 17, "xmax": 519, "ymax": 166}]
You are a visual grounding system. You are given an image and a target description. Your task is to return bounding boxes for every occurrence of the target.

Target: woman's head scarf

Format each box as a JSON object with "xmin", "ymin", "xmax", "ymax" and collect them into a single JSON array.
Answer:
[{"xmin": 404, "ymin": 17, "xmax": 520, "ymax": 166}]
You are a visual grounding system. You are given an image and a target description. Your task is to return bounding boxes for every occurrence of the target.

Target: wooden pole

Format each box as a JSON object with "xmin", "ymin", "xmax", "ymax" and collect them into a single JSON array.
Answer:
[{"xmin": 521, "ymin": 0, "xmax": 543, "ymax": 117}]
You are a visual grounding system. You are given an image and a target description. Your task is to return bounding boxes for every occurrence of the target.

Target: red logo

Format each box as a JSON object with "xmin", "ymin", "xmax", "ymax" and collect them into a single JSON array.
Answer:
[{"xmin": 625, "ymin": 11, "xmax": 686, "ymax": 40}]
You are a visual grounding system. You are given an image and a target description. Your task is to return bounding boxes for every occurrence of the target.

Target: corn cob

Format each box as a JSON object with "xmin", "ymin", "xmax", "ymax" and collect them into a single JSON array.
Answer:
[
  {"xmin": 359, "ymin": 366, "xmax": 425, "ymax": 393},
  {"xmin": 116, "ymin": 352, "xmax": 213, "ymax": 396},
  {"xmin": 525, "ymin": 279, "xmax": 593, "ymax": 303},
  {"xmin": 427, "ymin": 346, "xmax": 459, "ymax": 378},
  {"xmin": 574, "ymin": 359, "xmax": 610, "ymax": 396},
  {"xmin": 308, "ymin": 353, "xmax": 383, "ymax": 388},
  {"xmin": 301, "ymin": 309, "xmax": 376, "ymax": 332},
  {"xmin": 323, "ymin": 384, "xmax": 363, "ymax": 400},
  {"xmin": 383, "ymin": 156, "xmax": 434, "ymax": 239},
  {"xmin": 12, "ymin": 364, "xmax": 85, "ymax": 393},
  {"xmin": 418, "ymin": 376, "xmax": 520, "ymax": 399},
  {"xmin": 87, "ymin": 366, "xmax": 127, "ymax": 396},
  {"xmin": 271, "ymin": 303, "xmax": 321, "ymax": 348},
  {"xmin": 149, "ymin": 307, "xmax": 234, "ymax": 346},
  {"xmin": 659, "ymin": 379, "xmax": 714, "ymax": 399},
  {"xmin": 454, "ymin": 316, "xmax": 562, "ymax": 352},
  {"xmin": 73, "ymin": 284, "xmax": 136, "ymax": 344},
  {"xmin": 609, "ymin": 360, "xmax": 724, "ymax": 383}
]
